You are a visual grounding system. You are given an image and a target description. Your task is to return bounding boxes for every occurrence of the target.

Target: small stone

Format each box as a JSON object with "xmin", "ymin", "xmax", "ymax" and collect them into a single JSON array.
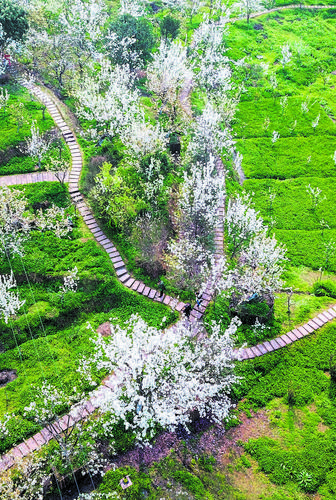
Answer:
[{"xmin": 97, "ymin": 322, "xmax": 111, "ymax": 337}]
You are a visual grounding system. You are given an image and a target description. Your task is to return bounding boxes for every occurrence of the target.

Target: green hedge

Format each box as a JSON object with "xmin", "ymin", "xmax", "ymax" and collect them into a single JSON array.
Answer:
[
  {"xmin": 244, "ymin": 177, "xmax": 336, "ymax": 230},
  {"xmin": 238, "ymin": 136, "xmax": 336, "ymax": 180},
  {"xmin": 274, "ymin": 228, "xmax": 336, "ymax": 271},
  {"xmin": 313, "ymin": 279, "xmax": 336, "ymax": 297},
  {"xmin": 234, "ymin": 97, "xmax": 335, "ymax": 140}
]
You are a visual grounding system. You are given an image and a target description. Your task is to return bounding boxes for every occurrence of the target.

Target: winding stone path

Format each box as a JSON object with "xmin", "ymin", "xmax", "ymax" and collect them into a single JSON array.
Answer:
[
  {"xmin": 21, "ymin": 83, "xmax": 187, "ymax": 315},
  {"xmin": 0, "ymin": 171, "xmax": 68, "ymax": 186}
]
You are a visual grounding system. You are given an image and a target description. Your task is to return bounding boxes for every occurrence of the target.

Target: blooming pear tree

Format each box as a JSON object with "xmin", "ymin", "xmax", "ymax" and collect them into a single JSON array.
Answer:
[
  {"xmin": 75, "ymin": 61, "xmax": 140, "ymax": 137},
  {"xmin": 236, "ymin": 0, "xmax": 263, "ymax": 23},
  {"xmin": 120, "ymin": 111, "xmax": 167, "ymax": 157},
  {"xmin": 312, "ymin": 113, "xmax": 320, "ymax": 131},
  {"xmin": 0, "ymin": 414, "xmax": 10, "ymax": 440},
  {"xmin": 24, "ymin": 121, "xmax": 50, "ymax": 170},
  {"xmin": 187, "ymin": 102, "xmax": 234, "ymax": 162},
  {"xmin": 22, "ymin": 0, "xmax": 106, "ymax": 89},
  {"xmin": 0, "ymin": 186, "xmax": 74, "ymax": 257},
  {"xmin": 164, "ymin": 154, "xmax": 225, "ymax": 291},
  {"xmin": 45, "ymin": 157, "xmax": 69, "ymax": 185},
  {"xmin": 0, "ymin": 87, "xmax": 9, "ymax": 116},
  {"xmin": 119, "ymin": 0, "xmax": 145, "ymax": 17},
  {"xmin": 233, "ymin": 231, "xmax": 287, "ymax": 305},
  {"xmin": 306, "ymin": 184, "xmax": 325, "ymax": 212},
  {"xmin": 179, "ymin": 154, "xmax": 225, "ymax": 238},
  {"xmin": 35, "ymin": 205, "xmax": 74, "ymax": 238},
  {"xmin": 62, "ymin": 266, "xmax": 79, "ymax": 294},
  {"xmin": 79, "ymin": 314, "xmax": 240, "ymax": 445},
  {"xmin": 0, "ymin": 186, "xmax": 31, "ymax": 257},
  {"xmin": 165, "ymin": 236, "xmax": 215, "ymax": 292},
  {"xmin": 192, "ymin": 14, "xmax": 232, "ymax": 94},
  {"xmin": 211, "ymin": 194, "xmax": 288, "ymax": 311},
  {"xmin": 0, "ymin": 273, "xmax": 25, "ymax": 324},
  {"xmin": 59, "ymin": 0, "xmax": 107, "ymax": 74},
  {"xmin": 0, "ymin": 454, "xmax": 50, "ymax": 500},
  {"xmin": 147, "ymin": 40, "xmax": 192, "ymax": 120},
  {"xmin": 226, "ymin": 195, "xmax": 264, "ymax": 258},
  {"xmin": 280, "ymin": 43, "xmax": 292, "ymax": 69}
]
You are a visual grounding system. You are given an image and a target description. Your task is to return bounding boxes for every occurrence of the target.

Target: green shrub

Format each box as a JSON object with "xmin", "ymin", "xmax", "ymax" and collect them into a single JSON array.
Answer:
[
  {"xmin": 160, "ymin": 15, "xmax": 180, "ymax": 40},
  {"xmin": 172, "ymin": 470, "xmax": 206, "ymax": 500},
  {"xmin": 108, "ymin": 14, "xmax": 156, "ymax": 67},
  {"xmin": 99, "ymin": 467, "xmax": 152, "ymax": 499},
  {"xmin": 313, "ymin": 280, "xmax": 336, "ymax": 298},
  {"xmin": 198, "ymin": 454, "xmax": 216, "ymax": 473},
  {"xmin": 239, "ymin": 301, "xmax": 271, "ymax": 324},
  {"xmin": 244, "ymin": 178, "xmax": 336, "ymax": 231},
  {"xmin": 274, "ymin": 229, "xmax": 336, "ymax": 272}
]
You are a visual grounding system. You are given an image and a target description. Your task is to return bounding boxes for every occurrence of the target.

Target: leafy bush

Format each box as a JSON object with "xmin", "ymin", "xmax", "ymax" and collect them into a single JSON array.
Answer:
[
  {"xmin": 313, "ymin": 280, "xmax": 336, "ymax": 298},
  {"xmin": 239, "ymin": 300, "xmax": 271, "ymax": 324},
  {"xmin": 233, "ymin": 322, "xmax": 336, "ymax": 409},
  {"xmin": 108, "ymin": 14, "xmax": 156, "ymax": 67},
  {"xmin": 99, "ymin": 467, "xmax": 152, "ymax": 499},
  {"xmin": 198, "ymin": 454, "xmax": 216, "ymax": 473},
  {"xmin": 172, "ymin": 470, "xmax": 206, "ymax": 499},
  {"xmin": 160, "ymin": 15, "xmax": 180, "ymax": 40},
  {"xmin": 0, "ymin": 84, "xmax": 54, "ymax": 152}
]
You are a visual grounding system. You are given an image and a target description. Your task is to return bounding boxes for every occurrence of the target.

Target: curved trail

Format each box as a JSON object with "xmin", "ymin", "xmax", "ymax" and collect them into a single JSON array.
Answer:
[
  {"xmin": 24, "ymin": 84, "xmax": 189, "ymax": 314},
  {"xmin": 1, "ymin": 3, "xmax": 336, "ymax": 470}
]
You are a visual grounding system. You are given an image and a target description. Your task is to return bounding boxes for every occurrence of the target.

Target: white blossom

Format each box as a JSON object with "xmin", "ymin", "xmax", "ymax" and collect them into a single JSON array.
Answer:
[
  {"xmin": 226, "ymin": 195, "xmax": 264, "ymax": 257},
  {"xmin": 0, "ymin": 413, "xmax": 11, "ymax": 438},
  {"xmin": 105, "ymin": 32, "xmax": 141, "ymax": 68},
  {"xmin": 0, "ymin": 186, "xmax": 31, "ymax": 256},
  {"xmin": 0, "ymin": 454, "xmax": 50, "ymax": 500},
  {"xmin": 147, "ymin": 40, "xmax": 192, "ymax": 113},
  {"xmin": 312, "ymin": 113, "xmax": 320, "ymax": 130},
  {"xmin": 24, "ymin": 121, "xmax": 50, "ymax": 170},
  {"xmin": 165, "ymin": 235, "xmax": 215, "ymax": 292},
  {"xmin": 35, "ymin": 205, "xmax": 73, "ymax": 238},
  {"xmin": 45, "ymin": 157, "xmax": 69, "ymax": 184},
  {"xmin": 0, "ymin": 273, "xmax": 25, "ymax": 324},
  {"xmin": 80, "ymin": 314, "xmax": 240, "ymax": 444},
  {"xmin": 192, "ymin": 15, "xmax": 232, "ymax": 93},
  {"xmin": 180, "ymin": 154, "xmax": 226, "ymax": 232},
  {"xmin": 75, "ymin": 61, "xmax": 140, "ymax": 136},
  {"xmin": 62, "ymin": 266, "xmax": 79, "ymax": 293},
  {"xmin": 271, "ymin": 130, "xmax": 280, "ymax": 143},
  {"xmin": 279, "ymin": 95, "xmax": 288, "ymax": 114},
  {"xmin": 269, "ymin": 73, "xmax": 277, "ymax": 90},
  {"xmin": 0, "ymin": 87, "xmax": 9, "ymax": 114},
  {"xmin": 77, "ymin": 493, "xmax": 120, "ymax": 500},
  {"xmin": 188, "ymin": 102, "xmax": 234, "ymax": 161},
  {"xmin": 301, "ymin": 100, "xmax": 309, "ymax": 113},
  {"xmin": 119, "ymin": 0, "xmax": 145, "ymax": 17},
  {"xmin": 120, "ymin": 111, "xmax": 167, "ymax": 157},
  {"xmin": 306, "ymin": 183, "xmax": 325, "ymax": 211},
  {"xmin": 235, "ymin": 231, "xmax": 287, "ymax": 302},
  {"xmin": 280, "ymin": 43, "xmax": 292, "ymax": 69},
  {"xmin": 236, "ymin": 0, "xmax": 263, "ymax": 23}
]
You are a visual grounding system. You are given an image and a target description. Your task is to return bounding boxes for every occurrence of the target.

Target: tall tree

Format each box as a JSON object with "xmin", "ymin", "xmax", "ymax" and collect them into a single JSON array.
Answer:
[
  {"xmin": 79, "ymin": 314, "xmax": 239, "ymax": 445},
  {"xmin": 0, "ymin": 0, "xmax": 29, "ymax": 53},
  {"xmin": 108, "ymin": 14, "xmax": 155, "ymax": 68}
]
